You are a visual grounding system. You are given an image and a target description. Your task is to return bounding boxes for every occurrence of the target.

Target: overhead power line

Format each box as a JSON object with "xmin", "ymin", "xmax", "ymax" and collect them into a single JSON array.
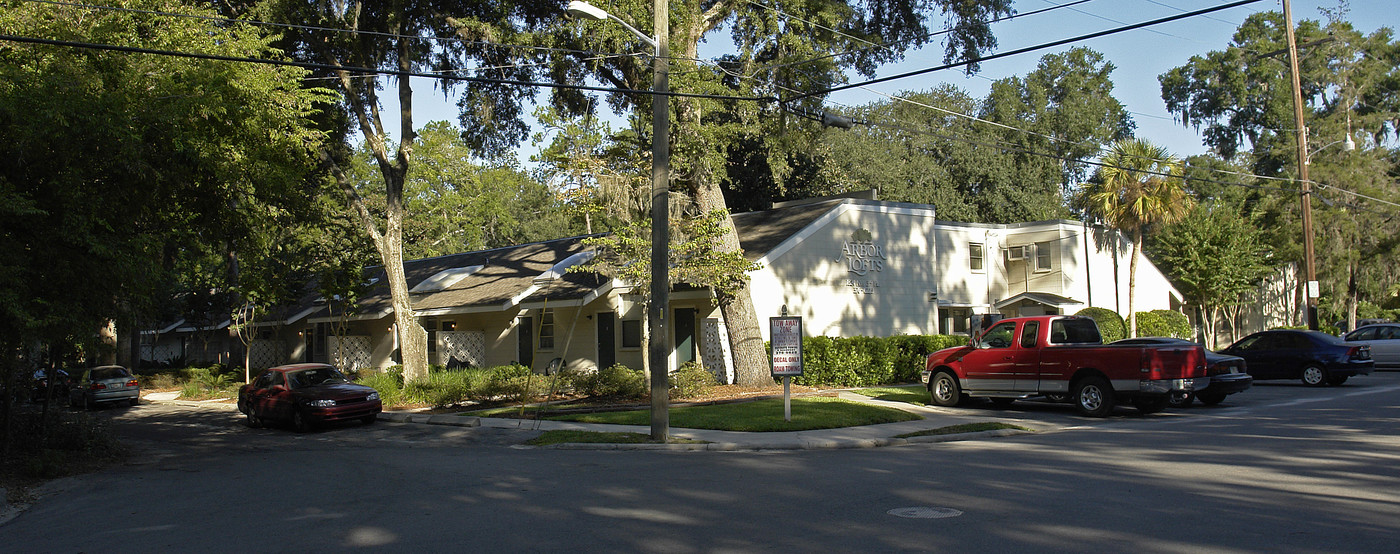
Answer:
[
  {"xmin": 748, "ymin": 0, "xmax": 1097, "ymax": 78},
  {"xmin": 0, "ymin": 32, "xmax": 777, "ymax": 104},
  {"xmin": 22, "ymin": 0, "xmax": 610, "ymax": 59},
  {"xmin": 783, "ymin": 0, "xmax": 1267, "ymax": 103}
]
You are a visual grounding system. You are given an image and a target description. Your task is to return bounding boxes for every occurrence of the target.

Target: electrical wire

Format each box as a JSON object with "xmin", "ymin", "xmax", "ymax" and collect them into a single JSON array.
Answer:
[
  {"xmin": 0, "ymin": 32, "xmax": 779, "ymax": 104},
  {"xmin": 784, "ymin": 0, "xmax": 1267, "ymax": 102},
  {"xmin": 1038, "ymin": 0, "xmax": 1200, "ymax": 42},
  {"xmin": 746, "ymin": 0, "xmax": 1096, "ymax": 78},
  {"xmin": 21, "ymin": 0, "xmax": 619, "ymax": 59}
]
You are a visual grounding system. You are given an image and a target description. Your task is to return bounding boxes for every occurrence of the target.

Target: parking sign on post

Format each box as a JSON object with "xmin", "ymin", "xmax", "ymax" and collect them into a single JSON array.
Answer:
[{"xmin": 770, "ymin": 316, "xmax": 803, "ymax": 421}]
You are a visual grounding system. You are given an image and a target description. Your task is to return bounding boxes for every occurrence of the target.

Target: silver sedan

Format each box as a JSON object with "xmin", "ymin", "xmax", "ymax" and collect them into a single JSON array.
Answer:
[{"xmin": 1345, "ymin": 323, "xmax": 1400, "ymax": 370}]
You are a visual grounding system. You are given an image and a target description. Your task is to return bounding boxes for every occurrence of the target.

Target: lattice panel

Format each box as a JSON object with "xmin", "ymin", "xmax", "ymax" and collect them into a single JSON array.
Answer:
[
  {"xmin": 701, "ymin": 317, "xmax": 734, "ymax": 384},
  {"xmin": 141, "ymin": 343, "xmax": 182, "ymax": 364},
  {"xmin": 440, "ymin": 331, "xmax": 485, "ymax": 369},
  {"xmin": 327, "ymin": 335, "xmax": 372, "ymax": 373},
  {"xmin": 249, "ymin": 341, "xmax": 288, "ymax": 370}
]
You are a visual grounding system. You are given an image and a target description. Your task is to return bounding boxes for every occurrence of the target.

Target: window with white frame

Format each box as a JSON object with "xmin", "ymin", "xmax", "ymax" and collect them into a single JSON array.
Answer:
[
  {"xmin": 969, "ymin": 243, "xmax": 984, "ymax": 271},
  {"xmin": 1034, "ymin": 241, "xmax": 1053, "ymax": 272},
  {"xmin": 538, "ymin": 309, "xmax": 555, "ymax": 350}
]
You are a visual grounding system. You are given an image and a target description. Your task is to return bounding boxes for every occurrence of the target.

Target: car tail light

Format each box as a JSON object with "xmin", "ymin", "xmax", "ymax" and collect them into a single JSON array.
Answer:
[
  {"xmin": 91, "ymin": 383, "xmax": 107, "ymax": 390},
  {"xmin": 126, "ymin": 379, "xmax": 139, "ymax": 387},
  {"xmin": 1349, "ymin": 346, "xmax": 1371, "ymax": 360}
]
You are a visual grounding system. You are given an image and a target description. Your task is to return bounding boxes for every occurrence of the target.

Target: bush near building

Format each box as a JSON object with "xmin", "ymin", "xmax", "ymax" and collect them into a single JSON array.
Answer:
[
  {"xmin": 796, "ymin": 334, "xmax": 968, "ymax": 388},
  {"xmin": 1134, "ymin": 309, "xmax": 1191, "ymax": 339},
  {"xmin": 1076, "ymin": 307, "xmax": 1127, "ymax": 342}
]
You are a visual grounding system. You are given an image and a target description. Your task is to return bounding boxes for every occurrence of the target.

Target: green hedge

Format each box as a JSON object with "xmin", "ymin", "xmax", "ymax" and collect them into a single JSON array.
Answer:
[
  {"xmin": 1076, "ymin": 307, "xmax": 1126, "ymax": 343},
  {"xmin": 1133, "ymin": 310, "xmax": 1191, "ymax": 339},
  {"xmin": 793, "ymin": 334, "xmax": 968, "ymax": 388}
]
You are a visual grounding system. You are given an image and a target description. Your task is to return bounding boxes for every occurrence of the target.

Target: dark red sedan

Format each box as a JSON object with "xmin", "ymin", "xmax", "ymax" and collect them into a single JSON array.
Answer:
[{"xmin": 238, "ymin": 363, "xmax": 382, "ymax": 432}]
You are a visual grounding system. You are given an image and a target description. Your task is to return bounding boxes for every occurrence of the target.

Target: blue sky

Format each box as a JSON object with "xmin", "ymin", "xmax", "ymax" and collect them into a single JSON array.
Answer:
[{"xmin": 388, "ymin": 0, "xmax": 1397, "ymax": 164}]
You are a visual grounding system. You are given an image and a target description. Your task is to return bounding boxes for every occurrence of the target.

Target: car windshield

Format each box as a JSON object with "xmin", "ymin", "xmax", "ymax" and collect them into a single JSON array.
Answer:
[
  {"xmin": 287, "ymin": 367, "xmax": 349, "ymax": 389},
  {"xmin": 91, "ymin": 367, "xmax": 130, "ymax": 380}
]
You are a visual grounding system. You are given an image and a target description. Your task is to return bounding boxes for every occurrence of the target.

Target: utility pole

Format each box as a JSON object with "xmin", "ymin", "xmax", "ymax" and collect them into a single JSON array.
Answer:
[
  {"xmin": 647, "ymin": 0, "xmax": 671, "ymax": 441},
  {"xmin": 1282, "ymin": 0, "xmax": 1319, "ymax": 331}
]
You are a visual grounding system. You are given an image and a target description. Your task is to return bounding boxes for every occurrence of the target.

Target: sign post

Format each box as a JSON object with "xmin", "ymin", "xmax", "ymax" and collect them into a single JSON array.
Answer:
[{"xmin": 769, "ymin": 316, "xmax": 803, "ymax": 422}]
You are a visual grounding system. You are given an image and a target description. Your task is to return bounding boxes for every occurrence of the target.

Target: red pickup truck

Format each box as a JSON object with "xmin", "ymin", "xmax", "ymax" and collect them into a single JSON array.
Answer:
[{"xmin": 921, "ymin": 315, "xmax": 1209, "ymax": 417}]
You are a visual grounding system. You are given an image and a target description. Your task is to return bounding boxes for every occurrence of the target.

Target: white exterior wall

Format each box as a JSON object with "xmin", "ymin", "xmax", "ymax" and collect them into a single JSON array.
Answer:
[
  {"xmin": 934, "ymin": 224, "xmax": 995, "ymax": 311},
  {"xmin": 754, "ymin": 215, "xmax": 1184, "ymax": 340},
  {"xmin": 749, "ymin": 203, "xmax": 939, "ymax": 340}
]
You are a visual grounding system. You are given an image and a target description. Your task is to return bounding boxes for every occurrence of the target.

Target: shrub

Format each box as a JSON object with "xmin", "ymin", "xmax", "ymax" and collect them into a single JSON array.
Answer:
[
  {"xmin": 1134, "ymin": 309, "xmax": 1191, "ymax": 339},
  {"xmin": 795, "ymin": 334, "xmax": 969, "ymax": 388},
  {"xmin": 1076, "ymin": 307, "xmax": 1126, "ymax": 343},
  {"xmin": 176, "ymin": 366, "xmax": 237, "ymax": 399},
  {"xmin": 670, "ymin": 362, "xmax": 718, "ymax": 399},
  {"xmin": 575, "ymin": 364, "xmax": 647, "ymax": 399},
  {"xmin": 356, "ymin": 372, "xmax": 404, "ymax": 407},
  {"xmin": 481, "ymin": 364, "xmax": 548, "ymax": 404}
]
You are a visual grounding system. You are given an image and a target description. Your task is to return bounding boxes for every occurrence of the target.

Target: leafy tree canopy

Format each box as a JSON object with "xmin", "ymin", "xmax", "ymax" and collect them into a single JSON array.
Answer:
[{"xmin": 0, "ymin": 1, "xmax": 340, "ymax": 352}]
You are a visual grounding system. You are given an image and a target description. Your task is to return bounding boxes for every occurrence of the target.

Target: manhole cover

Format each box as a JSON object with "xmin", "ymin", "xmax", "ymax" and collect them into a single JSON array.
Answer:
[{"xmin": 888, "ymin": 507, "xmax": 963, "ymax": 519}]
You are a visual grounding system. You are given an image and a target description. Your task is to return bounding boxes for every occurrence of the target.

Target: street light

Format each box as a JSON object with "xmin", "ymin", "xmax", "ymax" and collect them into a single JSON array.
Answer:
[
  {"xmin": 567, "ymin": 0, "xmax": 671, "ymax": 441},
  {"xmin": 1305, "ymin": 132, "xmax": 1357, "ymax": 165},
  {"xmin": 566, "ymin": 1, "xmax": 657, "ymax": 52}
]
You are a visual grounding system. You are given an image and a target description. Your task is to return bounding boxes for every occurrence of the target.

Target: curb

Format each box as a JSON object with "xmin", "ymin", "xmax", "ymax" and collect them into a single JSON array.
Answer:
[
  {"xmin": 378, "ymin": 412, "xmax": 481, "ymax": 427},
  {"xmin": 535, "ymin": 428, "xmax": 1035, "ymax": 451}
]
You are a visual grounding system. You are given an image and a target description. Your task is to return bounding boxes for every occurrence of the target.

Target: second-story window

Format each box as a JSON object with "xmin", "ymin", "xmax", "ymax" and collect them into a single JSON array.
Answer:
[
  {"xmin": 1034, "ymin": 241, "xmax": 1053, "ymax": 272},
  {"xmin": 969, "ymin": 243, "xmax": 984, "ymax": 271}
]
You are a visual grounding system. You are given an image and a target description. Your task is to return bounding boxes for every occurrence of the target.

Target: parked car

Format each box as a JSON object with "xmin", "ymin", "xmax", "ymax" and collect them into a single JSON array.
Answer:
[
  {"xmin": 922, "ymin": 316, "xmax": 1208, "ymax": 417},
  {"xmin": 1334, "ymin": 318, "xmax": 1389, "ymax": 334},
  {"xmin": 237, "ymin": 363, "xmax": 381, "ymax": 432},
  {"xmin": 29, "ymin": 368, "xmax": 71, "ymax": 403},
  {"xmin": 69, "ymin": 365, "xmax": 140, "ymax": 408},
  {"xmin": 1220, "ymin": 330, "xmax": 1374, "ymax": 386},
  {"xmin": 1343, "ymin": 323, "xmax": 1400, "ymax": 370},
  {"xmin": 1111, "ymin": 338, "xmax": 1252, "ymax": 406}
]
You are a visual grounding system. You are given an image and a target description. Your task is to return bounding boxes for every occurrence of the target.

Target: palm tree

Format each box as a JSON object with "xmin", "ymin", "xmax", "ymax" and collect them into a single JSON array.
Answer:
[{"xmin": 1078, "ymin": 138, "xmax": 1194, "ymax": 338}]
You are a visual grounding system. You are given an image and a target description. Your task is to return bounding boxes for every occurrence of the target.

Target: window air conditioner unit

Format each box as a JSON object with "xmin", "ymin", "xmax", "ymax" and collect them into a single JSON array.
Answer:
[{"xmin": 1006, "ymin": 245, "xmax": 1028, "ymax": 261}]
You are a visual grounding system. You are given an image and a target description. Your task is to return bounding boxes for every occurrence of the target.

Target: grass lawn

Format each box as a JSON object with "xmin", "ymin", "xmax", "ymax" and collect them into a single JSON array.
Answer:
[
  {"xmin": 546, "ymin": 397, "xmax": 921, "ymax": 432},
  {"xmin": 852, "ymin": 385, "xmax": 931, "ymax": 406}
]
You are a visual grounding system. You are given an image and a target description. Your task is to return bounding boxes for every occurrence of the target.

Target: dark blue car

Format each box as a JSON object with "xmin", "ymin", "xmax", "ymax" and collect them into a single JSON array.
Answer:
[{"xmin": 1220, "ymin": 330, "xmax": 1374, "ymax": 386}]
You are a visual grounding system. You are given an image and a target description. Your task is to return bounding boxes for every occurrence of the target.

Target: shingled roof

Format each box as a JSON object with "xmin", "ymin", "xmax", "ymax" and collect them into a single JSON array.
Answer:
[
  {"xmin": 731, "ymin": 198, "xmax": 844, "ymax": 262},
  {"xmin": 257, "ymin": 235, "xmax": 610, "ymax": 324}
]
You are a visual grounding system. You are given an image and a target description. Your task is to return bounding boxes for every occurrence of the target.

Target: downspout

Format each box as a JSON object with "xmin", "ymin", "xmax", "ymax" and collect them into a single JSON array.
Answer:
[{"xmin": 1083, "ymin": 220, "xmax": 1092, "ymax": 307}]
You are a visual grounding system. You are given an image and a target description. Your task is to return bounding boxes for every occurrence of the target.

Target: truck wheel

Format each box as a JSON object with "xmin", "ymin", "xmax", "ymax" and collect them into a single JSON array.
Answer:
[
  {"xmin": 1133, "ymin": 396, "xmax": 1170, "ymax": 415},
  {"xmin": 928, "ymin": 372, "xmax": 963, "ymax": 407},
  {"xmin": 1301, "ymin": 364, "xmax": 1327, "ymax": 387},
  {"xmin": 1072, "ymin": 376, "xmax": 1115, "ymax": 417},
  {"xmin": 1197, "ymin": 392, "xmax": 1227, "ymax": 405}
]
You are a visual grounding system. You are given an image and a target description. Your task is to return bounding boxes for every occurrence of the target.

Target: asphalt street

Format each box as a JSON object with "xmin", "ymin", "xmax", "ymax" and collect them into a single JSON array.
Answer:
[{"xmin": 3, "ymin": 372, "xmax": 1398, "ymax": 552}]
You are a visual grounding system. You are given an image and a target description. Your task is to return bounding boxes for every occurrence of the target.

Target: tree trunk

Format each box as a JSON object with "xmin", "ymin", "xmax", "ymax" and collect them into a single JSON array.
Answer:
[
  {"xmin": 693, "ymin": 182, "xmax": 769, "ymax": 386},
  {"xmin": 321, "ymin": 34, "xmax": 430, "ymax": 384},
  {"xmin": 379, "ymin": 195, "xmax": 429, "ymax": 383},
  {"xmin": 1127, "ymin": 236, "xmax": 1141, "ymax": 338},
  {"xmin": 98, "ymin": 320, "xmax": 118, "ymax": 366}
]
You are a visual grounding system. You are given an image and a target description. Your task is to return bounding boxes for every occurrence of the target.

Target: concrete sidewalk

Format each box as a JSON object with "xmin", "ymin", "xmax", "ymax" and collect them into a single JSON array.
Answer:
[{"xmin": 145, "ymin": 390, "xmax": 1040, "ymax": 451}]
